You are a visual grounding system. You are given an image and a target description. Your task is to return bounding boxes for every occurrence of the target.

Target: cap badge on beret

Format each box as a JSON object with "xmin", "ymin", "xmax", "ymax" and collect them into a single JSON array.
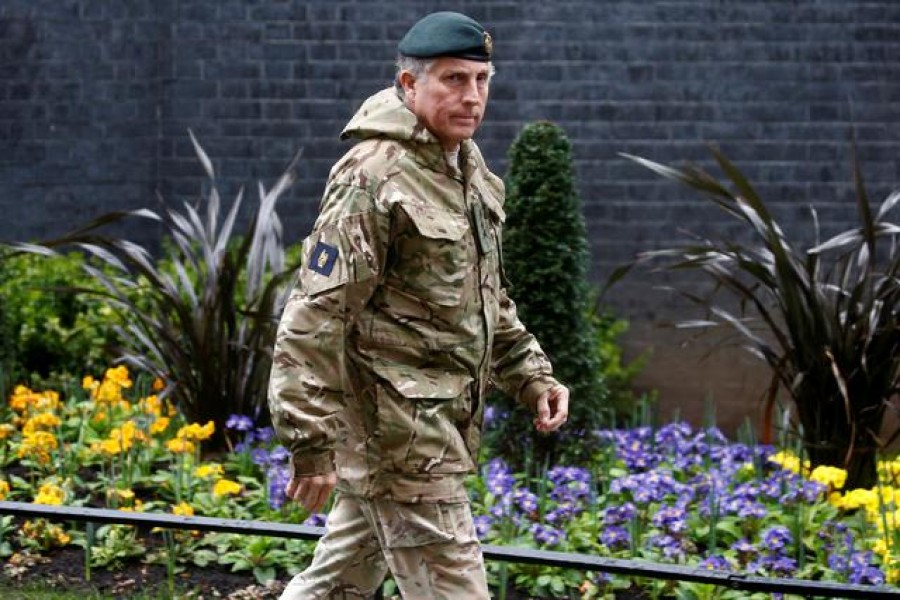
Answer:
[
  {"xmin": 483, "ymin": 32, "xmax": 493, "ymax": 57},
  {"xmin": 398, "ymin": 11, "xmax": 493, "ymax": 61}
]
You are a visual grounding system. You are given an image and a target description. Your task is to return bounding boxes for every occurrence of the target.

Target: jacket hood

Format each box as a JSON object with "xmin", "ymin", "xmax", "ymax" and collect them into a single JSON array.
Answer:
[{"xmin": 341, "ymin": 88, "xmax": 439, "ymax": 146}]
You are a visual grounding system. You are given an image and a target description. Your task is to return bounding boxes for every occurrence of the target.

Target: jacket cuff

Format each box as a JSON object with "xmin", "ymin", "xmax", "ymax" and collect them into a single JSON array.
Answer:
[
  {"xmin": 519, "ymin": 376, "xmax": 561, "ymax": 412},
  {"xmin": 290, "ymin": 450, "xmax": 336, "ymax": 478}
]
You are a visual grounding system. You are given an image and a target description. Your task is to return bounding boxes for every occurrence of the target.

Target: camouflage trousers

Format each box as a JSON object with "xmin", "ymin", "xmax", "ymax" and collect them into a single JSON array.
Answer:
[{"xmin": 279, "ymin": 492, "xmax": 490, "ymax": 600}]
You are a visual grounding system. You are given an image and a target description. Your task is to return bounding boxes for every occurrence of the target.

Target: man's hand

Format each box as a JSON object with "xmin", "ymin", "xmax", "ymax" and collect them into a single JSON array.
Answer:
[
  {"xmin": 534, "ymin": 385, "xmax": 570, "ymax": 433},
  {"xmin": 285, "ymin": 472, "xmax": 337, "ymax": 513}
]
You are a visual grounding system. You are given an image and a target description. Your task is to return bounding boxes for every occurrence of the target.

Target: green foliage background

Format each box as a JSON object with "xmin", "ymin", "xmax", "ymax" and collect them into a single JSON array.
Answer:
[
  {"xmin": 495, "ymin": 120, "xmax": 618, "ymax": 467},
  {"xmin": 0, "ymin": 251, "xmax": 118, "ymax": 386}
]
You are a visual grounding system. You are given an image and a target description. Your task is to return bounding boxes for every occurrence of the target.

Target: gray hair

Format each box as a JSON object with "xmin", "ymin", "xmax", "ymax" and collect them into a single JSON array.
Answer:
[
  {"xmin": 394, "ymin": 55, "xmax": 435, "ymax": 98},
  {"xmin": 394, "ymin": 55, "xmax": 496, "ymax": 99}
]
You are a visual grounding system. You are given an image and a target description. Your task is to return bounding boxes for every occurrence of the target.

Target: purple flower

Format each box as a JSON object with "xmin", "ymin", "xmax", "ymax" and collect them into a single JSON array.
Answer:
[
  {"xmin": 848, "ymin": 551, "xmax": 886, "ymax": 585},
  {"xmin": 266, "ymin": 465, "xmax": 291, "ymax": 509},
  {"xmin": 649, "ymin": 533, "xmax": 684, "ymax": 560},
  {"xmin": 514, "ymin": 488, "xmax": 539, "ymax": 514},
  {"xmin": 654, "ymin": 422, "xmax": 693, "ymax": 449},
  {"xmin": 610, "ymin": 470, "xmax": 690, "ymax": 505},
  {"xmin": 828, "ymin": 552, "xmax": 849, "ymax": 573},
  {"xmin": 731, "ymin": 538, "xmax": 758, "ymax": 565},
  {"xmin": 546, "ymin": 502, "xmax": 580, "ymax": 524},
  {"xmin": 603, "ymin": 502, "xmax": 637, "ymax": 525},
  {"xmin": 226, "ymin": 414, "xmax": 254, "ymax": 432},
  {"xmin": 700, "ymin": 555, "xmax": 731, "ymax": 571},
  {"xmin": 548, "ymin": 465, "xmax": 592, "ymax": 485},
  {"xmin": 255, "ymin": 427, "xmax": 275, "ymax": 443},
  {"xmin": 719, "ymin": 484, "xmax": 768, "ymax": 519},
  {"xmin": 600, "ymin": 525, "xmax": 630, "ymax": 550},
  {"xmin": 485, "ymin": 459, "xmax": 515, "ymax": 496},
  {"xmin": 779, "ymin": 478, "xmax": 826, "ymax": 504},
  {"xmin": 474, "ymin": 515, "xmax": 492, "ymax": 539},
  {"xmin": 651, "ymin": 505, "xmax": 687, "ymax": 535},
  {"xmin": 304, "ymin": 512, "xmax": 327, "ymax": 527},
  {"xmin": 269, "ymin": 445, "xmax": 290, "ymax": 464},
  {"xmin": 531, "ymin": 523, "xmax": 563, "ymax": 547},
  {"xmin": 761, "ymin": 526, "xmax": 792, "ymax": 553},
  {"xmin": 547, "ymin": 466, "xmax": 592, "ymax": 503},
  {"xmin": 251, "ymin": 448, "xmax": 270, "ymax": 466},
  {"xmin": 768, "ymin": 556, "xmax": 798, "ymax": 576}
]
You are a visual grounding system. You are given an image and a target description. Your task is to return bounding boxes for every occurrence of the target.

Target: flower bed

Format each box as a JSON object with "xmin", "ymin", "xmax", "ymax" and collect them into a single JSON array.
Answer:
[{"xmin": 1, "ymin": 367, "xmax": 898, "ymax": 598}]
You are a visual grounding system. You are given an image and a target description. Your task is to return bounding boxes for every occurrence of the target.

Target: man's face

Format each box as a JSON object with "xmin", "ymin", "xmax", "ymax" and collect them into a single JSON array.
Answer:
[{"xmin": 401, "ymin": 57, "xmax": 492, "ymax": 151}]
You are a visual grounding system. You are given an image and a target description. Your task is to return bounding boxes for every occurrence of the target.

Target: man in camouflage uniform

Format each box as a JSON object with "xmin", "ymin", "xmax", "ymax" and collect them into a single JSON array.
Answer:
[{"xmin": 269, "ymin": 11, "xmax": 570, "ymax": 599}]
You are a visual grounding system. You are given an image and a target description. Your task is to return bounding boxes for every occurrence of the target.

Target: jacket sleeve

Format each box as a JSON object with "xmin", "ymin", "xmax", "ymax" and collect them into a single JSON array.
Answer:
[
  {"xmin": 268, "ymin": 183, "xmax": 388, "ymax": 479},
  {"xmin": 489, "ymin": 287, "xmax": 560, "ymax": 412}
]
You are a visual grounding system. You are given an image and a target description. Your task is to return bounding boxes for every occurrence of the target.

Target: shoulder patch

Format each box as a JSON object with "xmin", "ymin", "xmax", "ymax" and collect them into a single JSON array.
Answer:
[{"xmin": 309, "ymin": 241, "xmax": 339, "ymax": 277}]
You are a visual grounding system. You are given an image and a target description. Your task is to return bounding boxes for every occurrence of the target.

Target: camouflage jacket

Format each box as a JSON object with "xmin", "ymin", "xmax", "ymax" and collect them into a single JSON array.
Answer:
[{"xmin": 268, "ymin": 88, "xmax": 559, "ymax": 502}]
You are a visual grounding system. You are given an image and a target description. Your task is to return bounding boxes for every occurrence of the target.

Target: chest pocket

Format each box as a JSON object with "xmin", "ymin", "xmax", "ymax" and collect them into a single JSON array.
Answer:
[{"xmin": 394, "ymin": 204, "xmax": 474, "ymax": 307}]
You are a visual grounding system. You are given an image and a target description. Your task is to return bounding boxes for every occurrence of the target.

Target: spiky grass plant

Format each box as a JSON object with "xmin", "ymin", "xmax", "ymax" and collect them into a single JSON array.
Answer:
[
  {"xmin": 12, "ymin": 133, "xmax": 303, "ymax": 445},
  {"xmin": 614, "ymin": 143, "xmax": 900, "ymax": 489}
]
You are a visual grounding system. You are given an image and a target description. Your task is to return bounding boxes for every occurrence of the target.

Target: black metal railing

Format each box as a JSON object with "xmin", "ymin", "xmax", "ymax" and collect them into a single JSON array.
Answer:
[{"xmin": 1, "ymin": 501, "xmax": 899, "ymax": 599}]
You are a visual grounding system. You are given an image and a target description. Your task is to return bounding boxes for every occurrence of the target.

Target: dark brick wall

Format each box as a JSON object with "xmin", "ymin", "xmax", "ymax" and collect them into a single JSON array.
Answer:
[{"xmin": 3, "ymin": 1, "xmax": 899, "ymax": 423}]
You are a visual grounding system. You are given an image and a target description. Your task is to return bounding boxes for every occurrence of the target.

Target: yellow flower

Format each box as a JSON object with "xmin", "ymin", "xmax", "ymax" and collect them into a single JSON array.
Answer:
[
  {"xmin": 212, "ymin": 479, "xmax": 241, "ymax": 497},
  {"xmin": 118, "ymin": 499, "xmax": 144, "ymax": 512},
  {"xmin": 809, "ymin": 465, "xmax": 847, "ymax": 491},
  {"xmin": 95, "ymin": 379, "xmax": 124, "ymax": 403},
  {"xmin": 22, "ymin": 519, "xmax": 71, "ymax": 549},
  {"xmin": 10, "ymin": 386, "xmax": 60, "ymax": 414},
  {"xmin": 108, "ymin": 420, "xmax": 147, "ymax": 452},
  {"xmin": 104, "ymin": 365, "xmax": 133, "ymax": 388},
  {"xmin": 172, "ymin": 501, "xmax": 195, "ymax": 516},
  {"xmin": 18, "ymin": 431, "xmax": 59, "ymax": 465},
  {"xmin": 832, "ymin": 487, "xmax": 878, "ymax": 511},
  {"xmin": 177, "ymin": 421, "xmax": 216, "ymax": 442},
  {"xmin": 91, "ymin": 438, "xmax": 123, "ymax": 456},
  {"xmin": 195, "ymin": 463, "xmax": 224, "ymax": 479},
  {"xmin": 82, "ymin": 375, "xmax": 98, "ymax": 392},
  {"xmin": 150, "ymin": 417, "xmax": 171, "ymax": 435},
  {"xmin": 165, "ymin": 438, "xmax": 195, "ymax": 454},
  {"xmin": 769, "ymin": 450, "xmax": 808, "ymax": 474},
  {"xmin": 0, "ymin": 423, "xmax": 16, "ymax": 440},
  {"xmin": 34, "ymin": 482, "xmax": 66, "ymax": 505},
  {"xmin": 0, "ymin": 480, "xmax": 10, "ymax": 501},
  {"xmin": 152, "ymin": 377, "xmax": 166, "ymax": 392},
  {"xmin": 141, "ymin": 394, "xmax": 163, "ymax": 416},
  {"xmin": 108, "ymin": 488, "xmax": 135, "ymax": 502},
  {"xmin": 22, "ymin": 411, "xmax": 62, "ymax": 436}
]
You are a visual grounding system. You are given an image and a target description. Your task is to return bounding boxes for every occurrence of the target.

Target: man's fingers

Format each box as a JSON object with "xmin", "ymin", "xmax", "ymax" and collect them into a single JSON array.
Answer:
[
  {"xmin": 285, "ymin": 474, "xmax": 336, "ymax": 512},
  {"xmin": 536, "ymin": 396, "xmax": 550, "ymax": 420},
  {"xmin": 311, "ymin": 480, "xmax": 333, "ymax": 513},
  {"xmin": 534, "ymin": 386, "xmax": 570, "ymax": 432},
  {"xmin": 285, "ymin": 478, "xmax": 301, "ymax": 500}
]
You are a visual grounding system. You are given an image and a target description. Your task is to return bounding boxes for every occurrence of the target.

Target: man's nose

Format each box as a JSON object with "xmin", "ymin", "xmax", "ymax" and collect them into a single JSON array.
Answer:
[{"xmin": 462, "ymin": 79, "xmax": 480, "ymax": 103}]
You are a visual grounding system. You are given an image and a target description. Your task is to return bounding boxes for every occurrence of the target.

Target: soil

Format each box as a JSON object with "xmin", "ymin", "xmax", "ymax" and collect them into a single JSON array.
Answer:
[
  {"xmin": 1, "ymin": 544, "xmax": 285, "ymax": 599},
  {"xmin": 1, "ymin": 545, "xmax": 652, "ymax": 599}
]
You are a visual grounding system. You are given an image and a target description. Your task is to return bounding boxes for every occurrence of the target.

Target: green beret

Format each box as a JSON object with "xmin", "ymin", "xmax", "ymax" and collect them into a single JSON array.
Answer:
[{"xmin": 398, "ymin": 11, "xmax": 493, "ymax": 61}]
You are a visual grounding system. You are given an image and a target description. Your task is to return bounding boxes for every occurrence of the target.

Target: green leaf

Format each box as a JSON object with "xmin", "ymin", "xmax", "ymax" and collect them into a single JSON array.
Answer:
[{"xmin": 253, "ymin": 565, "xmax": 277, "ymax": 584}]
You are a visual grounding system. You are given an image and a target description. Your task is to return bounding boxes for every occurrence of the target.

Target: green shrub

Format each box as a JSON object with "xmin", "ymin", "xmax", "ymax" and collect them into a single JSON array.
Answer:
[
  {"xmin": 0, "ymin": 250, "xmax": 118, "ymax": 383},
  {"xmin": 494, "ymin": 120, "xmax": 615, "ymax": 467},
  {"xmin": 590, "ymin": 306, "xmax": 650, "ymax": 421}
]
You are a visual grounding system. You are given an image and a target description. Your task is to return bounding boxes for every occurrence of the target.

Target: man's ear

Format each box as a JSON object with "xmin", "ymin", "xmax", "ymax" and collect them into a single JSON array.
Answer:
[{"xmin": 399, "ymin": 71, "xmax": 417, "ymax": 102}]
